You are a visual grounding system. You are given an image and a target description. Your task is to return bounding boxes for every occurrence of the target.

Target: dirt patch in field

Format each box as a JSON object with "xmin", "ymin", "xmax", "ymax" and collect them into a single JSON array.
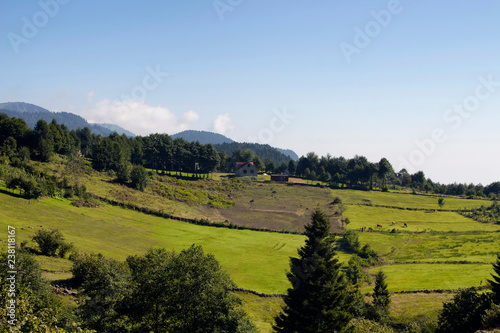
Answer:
[{"xmin": 218, "ymin": 182, "xmax": 344, "ymax": 233}]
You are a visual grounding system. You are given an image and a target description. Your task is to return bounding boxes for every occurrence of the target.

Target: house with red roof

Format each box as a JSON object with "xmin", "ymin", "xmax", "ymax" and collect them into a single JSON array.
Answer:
[{"xmin": 235, "ymin": 162, "xmax": 258, "ymax": 177}]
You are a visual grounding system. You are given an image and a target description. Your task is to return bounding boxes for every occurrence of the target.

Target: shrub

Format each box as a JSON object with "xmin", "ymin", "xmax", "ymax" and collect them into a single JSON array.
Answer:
[
  {"xmin": 57, "ymin": 242, "xmax": 74, "ymax": 258},
  {"xmin": 342, "ymin": 230, "xmax": 361, "ymax": 253},
  {"xmin": 481, "ymin": 303, "xmax": 500, "ymax": 330},
  {"xmin": 130, "ymin": 165, "xmax": 149, "ymax": 191},
  {"xmin": 333, "ymin": 196, "xmax": 343, "ymax": 204},
  {"xmin": 31, "ymin": 229, "xmax": 71, "ymax": 257},
  {"xmin": 437, "ymin": 288, "xmax": 492, "ymax": 333}
]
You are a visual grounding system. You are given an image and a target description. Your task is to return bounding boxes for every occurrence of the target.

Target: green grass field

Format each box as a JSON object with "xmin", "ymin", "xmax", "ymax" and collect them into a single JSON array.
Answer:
[
  {"xmin": 331, "ymin": 188, "xmax": 491, "ymax": 210},
  {"xmin": 357, "ymin": 231, "xmax": 500, "ymax": 263},
  {"xmin": 366, "ymin": 263, "xmax": 493, "ymax": 292},
  {"xmin": 0, "ymin": 191, "xmax": 307, "ymax": 294},
  {"xmin": 344, "ymin": 205, "xmax": 500, "ymax": 232}
]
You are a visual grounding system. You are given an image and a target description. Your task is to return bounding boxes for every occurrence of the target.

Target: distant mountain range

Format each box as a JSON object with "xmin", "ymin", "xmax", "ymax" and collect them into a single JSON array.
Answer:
[
  {"xmin": 0, "ymin": 102, "xmax": 299, "ymax": 161},
  {"xmin": 0, "ymin": 102, "xmax": 135, "ymax": 137},
  {"xmin": 172, "ymin": 130, "xmax": 299, "ymax": 161}
]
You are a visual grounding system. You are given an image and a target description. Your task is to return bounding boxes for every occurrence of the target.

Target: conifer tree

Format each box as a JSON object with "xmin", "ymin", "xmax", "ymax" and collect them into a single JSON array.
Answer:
[
  {"xmin": 372, "ymin": 270, "xmax": 391, "ymax": 319},
  {"xmin": 273, "ymin": 208, "xmax": 351, "ymax": 332},
  {"xmin": 488, "ymin": 253, "xmax": 500, "ymax": 302}
]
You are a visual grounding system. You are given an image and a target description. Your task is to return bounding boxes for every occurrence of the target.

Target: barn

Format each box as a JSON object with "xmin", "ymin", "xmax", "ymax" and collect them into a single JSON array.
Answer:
[
  {"xmin": 235, "ymin": 162, "xmax": 258, "ymax": 177},
  {"xmin": 271, "ymin": 174, "xmax": 289, "ymax": 182}
]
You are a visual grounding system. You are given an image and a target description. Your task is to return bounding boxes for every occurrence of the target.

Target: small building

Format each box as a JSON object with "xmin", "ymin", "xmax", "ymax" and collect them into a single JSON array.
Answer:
[
  {"xmin": 271, "ymin": 174, "xmax": 289, "ymax": 182},
  {"xmin": 235, "ymin": 162, "xmax": 258, "ymax": 177}
]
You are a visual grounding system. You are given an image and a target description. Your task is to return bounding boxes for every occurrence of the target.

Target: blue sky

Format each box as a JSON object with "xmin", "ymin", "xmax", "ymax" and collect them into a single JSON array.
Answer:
[{"xmin": 1, "ymin": 1, "xmax": 499, "ymax": 185}]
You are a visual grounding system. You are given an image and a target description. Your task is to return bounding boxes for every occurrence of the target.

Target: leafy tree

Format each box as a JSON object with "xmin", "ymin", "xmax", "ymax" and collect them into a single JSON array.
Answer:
[
  {"xmin": 276, "ymin": 161, "xmax": 287, "ymax": 174},
  {"xmin": 358, "ymin": 244, "xmax": 380, "ymax": 266},
  {"xmin": 130, "ymin": 165, "xmax": 149, "ymax": 191},
  {"xmin": 437, "ymin": 288, "xmax": 492, "ymax": 333},
  {"xmin": 265, "ymin": 158, "xmax": 276, "ymax": 174},
  {"xmin": 481, "ymin": 303, "xmax": 500, "ymax": 330},
  {"xmin": 33, "ymin": 119, "xmax": 54, "ymax": 162},
  {"xmin": 273, "ymin": 208, "xmax": 352, "ymax": 332},
  {"xmin": 345, "ymin": 255, "xmax": 366, "ymax": 287},
  {"xmin": 1, "ymin": 136, "xmax": 17, "ymax": 158},
  {"xmin": 288, "ymin": 159, "xmax": 296, "ymax": 175},
  {"xmin": 31, "ymin": 228, "xmax": 72, "ymax": 257},
  {"xmin": 126, "ymin": 246, "xmax": 257, "ymax": 333},
  {"xmin": 252, "ymin": 155, "xmax": 264, "ymax": 171},
  {"xmin": 73, "ymin": 253, "xmax": 131, "ymax": 333},
  {"xmin": 438, "ymin": 197, "xmax": 445, "ymax": 209},
  {"xmin": 342, "ymin": 229, "xmax": 361, "ymax": 253},
  {"xmin": 0, "ymin": 251, "xmax": 89, "ymax": 331},
  {"xmin": 377, "ymin": 158, "xmax": 393, "ymax": 189},
  {"xmin": 115, "ymin": 161, "xmax": 131, "ymax": 183}
]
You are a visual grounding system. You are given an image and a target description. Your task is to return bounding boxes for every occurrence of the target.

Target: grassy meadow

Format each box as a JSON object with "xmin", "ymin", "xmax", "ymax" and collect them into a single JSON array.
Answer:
[
  {"xmin": 344, "ymin": 205, "xmax": 500, "ymax": 232},
  {"xmin": 331, "ymin": 188, "xmax": 491, "ymax": 210},
  {"xmin": 0, "ymin": 190, "xmax": 307, "ymax": 294}
]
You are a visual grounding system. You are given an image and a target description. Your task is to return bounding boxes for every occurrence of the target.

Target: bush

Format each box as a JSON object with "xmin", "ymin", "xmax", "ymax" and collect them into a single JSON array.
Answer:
[
  {"xmin": 116, "ymin": 162, "xmax": 131, "ymax": 183},
  {"xmin": 342, "ymin": 230, "xmax": 361, "ymax": 253},
  {"xmin": 437, "ymin": 288, "xmax": 492, "ymax": 333},
  {"xmin": 31, "ymin": 229, "xmax": 71, "ymax": 257},
  {"xmin": 359, "ymin": 244, "xmax": 380, "ymax": 266},
  {"xmin": 57, "ymin": 242, "xmax": 74, "ymax": 258},
  {"xmin": 346, "ymin": 318, "xmax": 395, "ymax": 333},
  {"xmin": 482, "ymin": 303, "xmax": 500, "ymax": 330},
  {"xmin": 333, "ymin": 196, "xmax": 343, "ymax": 204},
  {"xmin": 130, "ymin": 165, "xmax": 149, "ymax": 191}
]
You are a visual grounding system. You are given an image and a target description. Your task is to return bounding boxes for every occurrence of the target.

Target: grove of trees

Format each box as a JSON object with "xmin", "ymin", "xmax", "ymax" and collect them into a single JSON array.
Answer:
[{"xmin": 1, "ymin": 113, "xmax": 499, "ymax": 201}]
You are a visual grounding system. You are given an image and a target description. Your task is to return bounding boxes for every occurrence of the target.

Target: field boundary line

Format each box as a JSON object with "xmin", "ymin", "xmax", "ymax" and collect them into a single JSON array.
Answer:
[
  {"xmin": 345, "ymin": 203, "xmax": 467, "ymax": 212},
  {"xmin": 386, "ymin": 261, "xmax": 493, "ymax": 265}
]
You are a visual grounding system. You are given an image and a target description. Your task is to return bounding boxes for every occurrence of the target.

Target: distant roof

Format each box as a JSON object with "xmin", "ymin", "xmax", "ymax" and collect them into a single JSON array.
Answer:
[{"xmin": 236, "ymin": 161, "xmax": 255, "ymax": 170}]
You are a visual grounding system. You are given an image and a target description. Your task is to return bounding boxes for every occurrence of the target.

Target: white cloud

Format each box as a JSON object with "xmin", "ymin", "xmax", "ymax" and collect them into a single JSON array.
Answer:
[
  {"xmin": 211, "ymin": 113, "xmax": 234, "ymax": 135},
  {"xmin": 83, "ymin": 99, "xmax": 199, "ymax": 135},
  {"xmin": 181, "ymin": 110, "xmax": 200, "ymax": 123}
]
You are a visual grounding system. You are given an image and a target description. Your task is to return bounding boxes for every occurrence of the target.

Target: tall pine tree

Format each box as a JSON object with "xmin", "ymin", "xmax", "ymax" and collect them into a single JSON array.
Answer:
[
  {"xmin": 371, "ymin": 270, "xmax": 391, "ymax": 322},
  {"xmin": 488, "ymin": 253, "xmax": 500, "ymax": 302},
  {"xmin": 273, "ymin": 208, "xmax": 351, "ymax": 332}
]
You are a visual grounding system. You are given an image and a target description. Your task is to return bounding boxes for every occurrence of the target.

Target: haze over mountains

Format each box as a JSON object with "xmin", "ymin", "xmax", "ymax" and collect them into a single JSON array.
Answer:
[
  {"xmin": 0, "ymin": 102, "xmax": 134, "ymax": 137},
  {"xmin": 0, "ymin": 102, "xmax": 299, "ymax": 162}
]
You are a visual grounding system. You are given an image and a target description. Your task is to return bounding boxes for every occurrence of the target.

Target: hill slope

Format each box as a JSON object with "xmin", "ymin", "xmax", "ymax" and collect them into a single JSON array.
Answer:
[
  {"xmin": 172, "ymin": 130, "xmax": 299, "ymax": 163},
  {"xmin": 172, "ymin": 130, "xmax": 235, "ymax": 144},
  {"xmin": 0, "ymin": 102, "xmax": 51, "ymax": 113}
]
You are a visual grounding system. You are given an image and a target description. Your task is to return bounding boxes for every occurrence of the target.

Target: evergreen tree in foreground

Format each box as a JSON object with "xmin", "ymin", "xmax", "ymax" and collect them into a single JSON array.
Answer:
[
  {"xmin": 488, "ymin": 253, "xmax": 500, "ymax": 302},
  {"xmin": 371, "ymin": 270, "xmax": 391, "ymax": 322},
  {"xmin": 273, "ymin": 208, "xmax": 351, "ymax": 332}
]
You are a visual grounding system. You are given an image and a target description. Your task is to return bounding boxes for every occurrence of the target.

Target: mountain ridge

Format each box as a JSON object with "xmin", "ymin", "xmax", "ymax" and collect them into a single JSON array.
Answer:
[
  {"xmin": 0, "ymin": 102, "xmax": 133, "ymax": 137},
  {"xmin": 173, "ymin": 130, "xmax": 299, "ymax": 161}
]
